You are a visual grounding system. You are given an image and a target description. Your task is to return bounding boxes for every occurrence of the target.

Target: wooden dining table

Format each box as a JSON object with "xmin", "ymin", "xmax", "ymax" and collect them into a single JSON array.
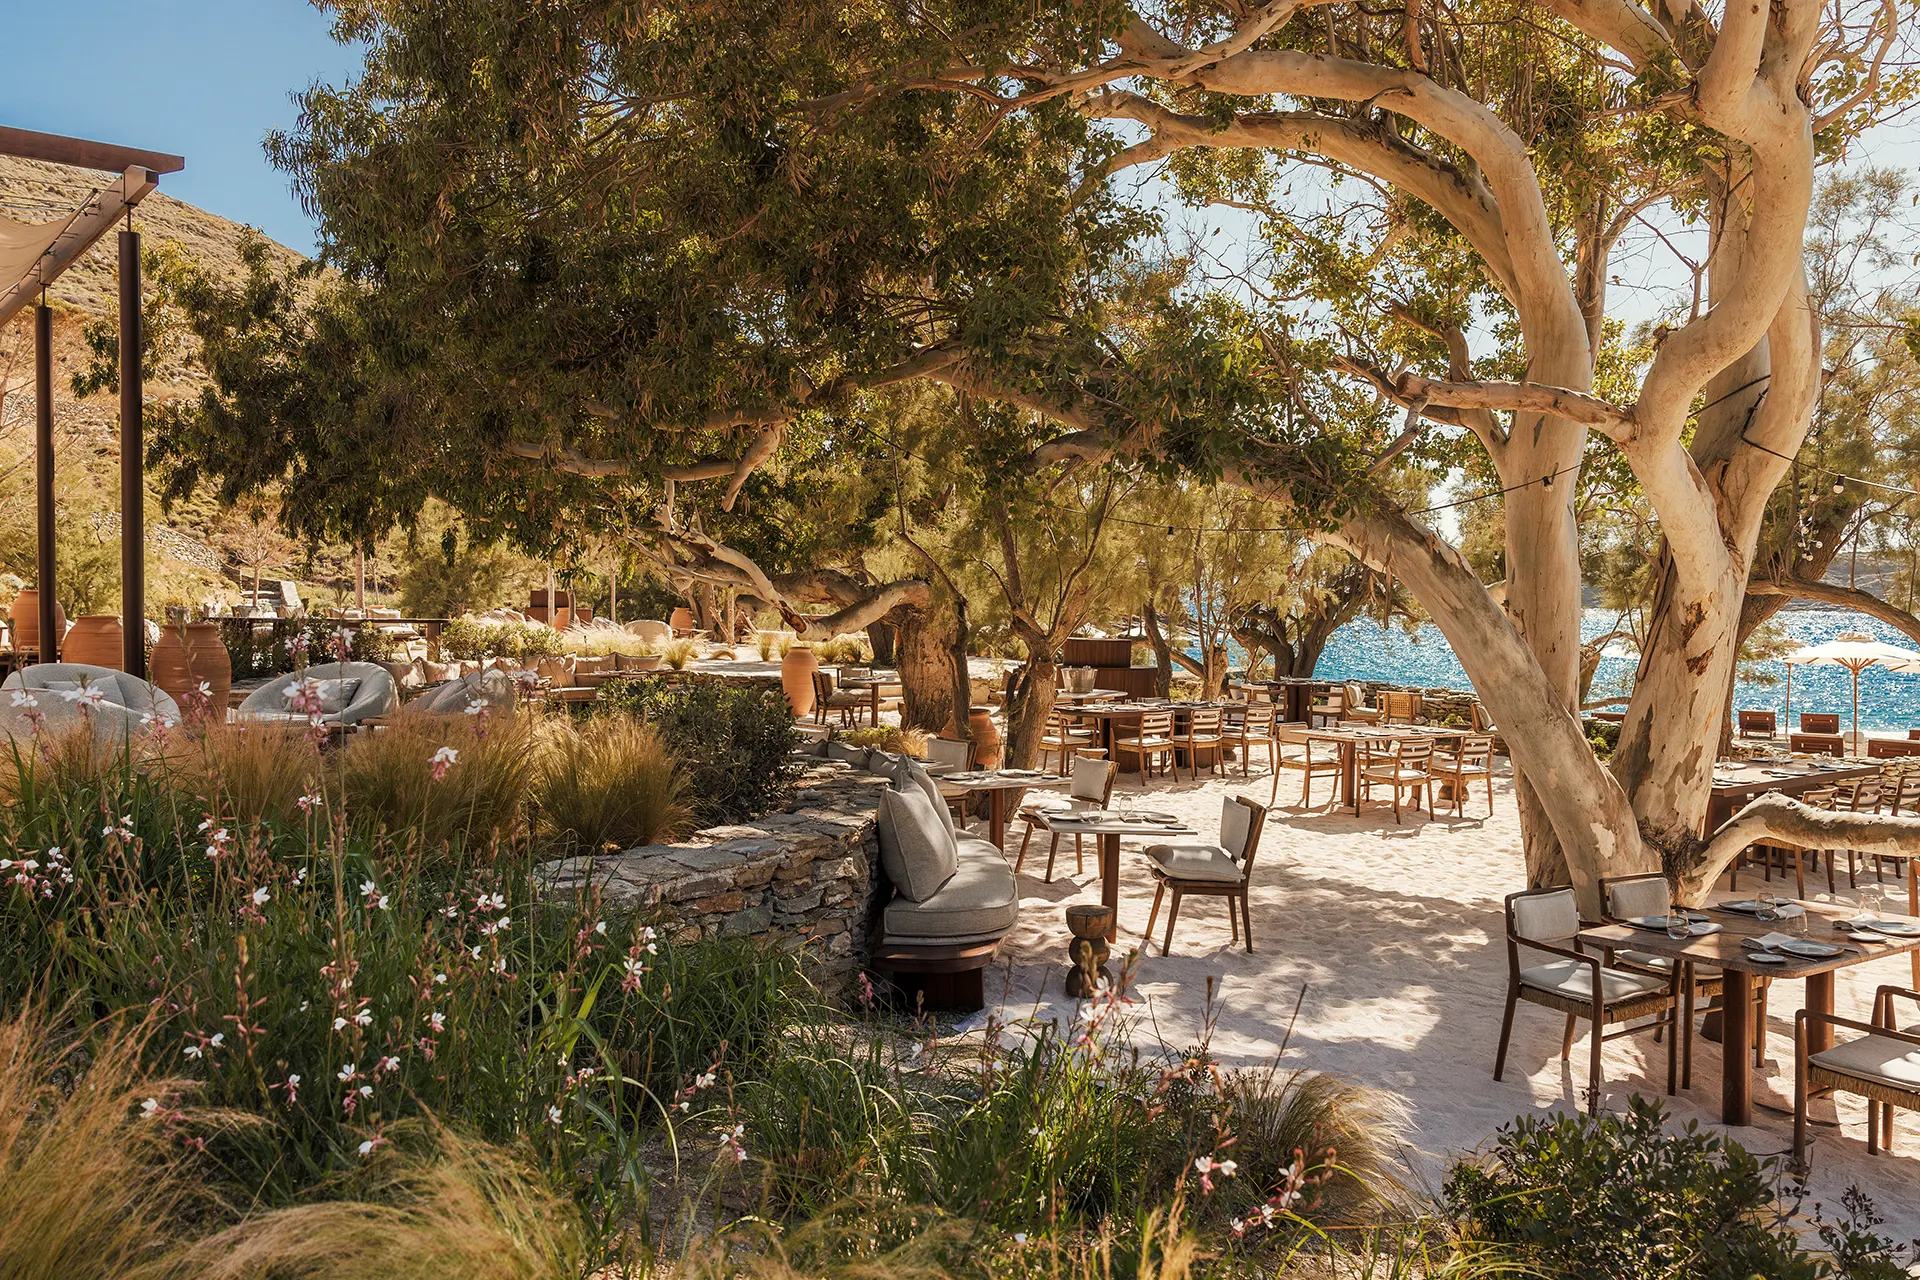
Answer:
[
  {"xmin": 1300, "ymin": 724, "xmax": 1467, "ymax": 815},
  {"xmin": 937, "ymin": 769, "xmax": 1070, "ymax": 850},
  {"xmin": 1580, "ymin": 900, "xmax": 1920, "ymax": 1125},
  {"xmin": 1704, "ymin": 757, "xmax": 1882, "ymax": 833},
  {"xmin": 834, "ymin": 671, "xmax": 904, "ymax": 727},
  {"xmin": 1042, "ymin": 809, "xmax": 1199, "ymax": 941}
]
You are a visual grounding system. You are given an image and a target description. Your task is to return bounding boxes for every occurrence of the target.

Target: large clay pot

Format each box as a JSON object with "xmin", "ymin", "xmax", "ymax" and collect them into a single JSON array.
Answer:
[
  {"xmin": 150, "ymin": 623, "xmax": 193, "ymax": 707},
  {"xmin": 184, "ymin": 621, "xmax": 233, "ymax": 717},
  {"xmin": 969, "ymin": 706, "xmax": 1004, "ymax": 769},
  {"xmin": 63, "ymin": 615, "xmax": 125, "ymax": 670},
  {"xmin": 669, "ymin": 606, "xmax": 696, "ymax": 636},
  {"xmin": 10, "ymin": 589, "xmax": 66, "ymax": 658},
  {"xmin": 782, "ymin": 645, "xmax": 819, "ymax": 719}
]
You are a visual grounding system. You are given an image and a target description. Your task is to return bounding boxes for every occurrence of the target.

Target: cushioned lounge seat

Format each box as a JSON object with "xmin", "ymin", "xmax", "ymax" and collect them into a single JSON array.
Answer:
[
  {"xmin": 236, "ymin": 662, "xmax": 398, "ymax": 727},
  {"xmin": 0, "ymin": 663, "xmax": 180, "ymax": 743},
  {"xmin": 882, "ymin": 837, "xmax": 1018, "ymax": 945},
  {"xmin": 1142, "ymin": 842, "xmax": 1243, "ymax": 884}
]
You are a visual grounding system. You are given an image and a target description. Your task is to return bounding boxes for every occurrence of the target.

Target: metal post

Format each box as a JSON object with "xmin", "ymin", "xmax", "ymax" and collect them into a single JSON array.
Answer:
[
  {"xmin": 34, "ymin": 302, "xmax": 55, "ymax": 663},
  {"xmin": 355, "ymin": 547, "xmax": 365, "ymax": 612},
  {"xmin": 120, "ymin": 227, "xmax": 146, "ymax": 675}
]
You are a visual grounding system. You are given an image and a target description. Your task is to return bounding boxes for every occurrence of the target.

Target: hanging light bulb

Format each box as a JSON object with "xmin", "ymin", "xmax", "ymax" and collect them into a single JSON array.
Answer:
[{"xmin": 1832, "ymin": 480, "xmax": 1846, "ymax": 494}]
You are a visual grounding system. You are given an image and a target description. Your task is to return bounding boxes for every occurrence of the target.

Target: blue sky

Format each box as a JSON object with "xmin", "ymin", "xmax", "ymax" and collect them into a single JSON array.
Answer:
[{"xmin": 0, "ymin": 0, "xmax": 360, "ymax": 255}]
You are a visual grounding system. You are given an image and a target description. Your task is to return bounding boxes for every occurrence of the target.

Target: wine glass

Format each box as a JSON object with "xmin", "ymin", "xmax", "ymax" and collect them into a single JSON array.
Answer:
[
  {"xmin": 1755, "ymin": 897, "xmax": 1780, "ymax": 924},
  {"xmin": 1856, "ymin": 884, "xmax": 1885, "ymax": 928}
]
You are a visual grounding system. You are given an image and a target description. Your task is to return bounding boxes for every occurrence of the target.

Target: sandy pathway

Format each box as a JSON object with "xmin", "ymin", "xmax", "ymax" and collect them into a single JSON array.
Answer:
[{"xmin": 958, "ymin": 754, "xmax": 1920, "ymax": 1232}]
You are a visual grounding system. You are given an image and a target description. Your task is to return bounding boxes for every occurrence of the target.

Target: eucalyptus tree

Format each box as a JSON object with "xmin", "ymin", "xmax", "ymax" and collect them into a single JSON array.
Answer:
[{"xmin": 169, "ymin": 0, "xmax": 1920, "ymax": 906}]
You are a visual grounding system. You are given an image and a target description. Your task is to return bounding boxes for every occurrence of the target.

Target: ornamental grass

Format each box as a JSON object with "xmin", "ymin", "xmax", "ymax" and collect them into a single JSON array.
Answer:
[
  {"xmin": 532, "ymin": 716, "xmax": 692, "ymax": 853},
  {"xmin": 334, "ymin": 710, "xmax": 537, "ymax": 857}
]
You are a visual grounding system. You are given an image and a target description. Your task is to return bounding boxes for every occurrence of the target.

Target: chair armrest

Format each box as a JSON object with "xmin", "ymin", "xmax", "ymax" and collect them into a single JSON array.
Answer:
[
  {"xmin": 1873, "ymin": 985, "xmax": 1920, "ymax": 1030},
  {"xmin": 1797, "ymin": 1007, "xmax": 1920, "ymax": 1050}
]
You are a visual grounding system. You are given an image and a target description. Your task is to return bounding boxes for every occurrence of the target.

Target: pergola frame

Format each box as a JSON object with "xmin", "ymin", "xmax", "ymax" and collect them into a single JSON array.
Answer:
[{"xmin": 0, "ymin": 126, "xmax": 184, "ymax": 675}]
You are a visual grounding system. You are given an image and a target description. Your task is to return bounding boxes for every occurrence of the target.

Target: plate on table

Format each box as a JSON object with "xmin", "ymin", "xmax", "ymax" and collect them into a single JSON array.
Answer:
[
  {"xmin": 996, "ymin": 769, "xmax": 1044, "ymax": 779},
  {"xmin": 1746, "ymin": 952, "xmax": 1788, "ymax": 965},
  {"xmin": 1720, "ymin": 899, "xmax": 1793, "ymax": 915},
  {"xmin": 1853, "ymin": 919, "xmax": 1920, "ymax": 938},
  {"xmin": 1130, "ymin": 811, "xmax": 1181, "ymax": 823},
  {"xmin": 1774, "ymin": 939, "xmax": 1843, "ymax": 958}
]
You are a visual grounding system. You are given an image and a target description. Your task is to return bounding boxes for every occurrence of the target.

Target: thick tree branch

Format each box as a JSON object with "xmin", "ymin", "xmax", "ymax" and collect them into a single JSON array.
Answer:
[
  {"xmin": 1747, "ymin": 576, "xmax": 1920, "ymax": 647},
  {"xmin": 1690, "ymin": 792, "xmax": 1920, "ymax": 903}
]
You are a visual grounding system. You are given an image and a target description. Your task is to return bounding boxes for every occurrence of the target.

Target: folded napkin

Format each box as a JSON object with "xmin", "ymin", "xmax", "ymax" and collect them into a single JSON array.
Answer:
[{"xmin": 1753, "ymin": 932, "xmax": 1799, "ymax": 948}]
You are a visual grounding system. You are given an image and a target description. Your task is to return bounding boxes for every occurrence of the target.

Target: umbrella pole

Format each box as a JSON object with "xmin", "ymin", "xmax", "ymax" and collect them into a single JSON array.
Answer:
[
  {"xmin": 1784, "ymin": 665, "xmax": 1792, "ymax": 732},
  {"xmin": 1853, "ymin": 666, "xmax": 1861, "ymax": 757}
]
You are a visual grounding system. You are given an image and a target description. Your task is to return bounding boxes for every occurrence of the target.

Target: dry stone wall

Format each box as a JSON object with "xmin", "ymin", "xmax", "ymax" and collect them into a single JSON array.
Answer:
[{"xmin": 535, "ymin": 762, "xmax": 889, "ymax": 996}]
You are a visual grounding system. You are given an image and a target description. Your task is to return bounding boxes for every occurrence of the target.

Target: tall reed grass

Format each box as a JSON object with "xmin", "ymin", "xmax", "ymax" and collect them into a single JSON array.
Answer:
[
  {"xmin": 335, "ymin": 710, "xmax": 536, "ymax": 856},
  {"xmin": 177, "ymin": 721, "xmax": 325, "ymax": 828},
  {"xmin": 532, "ymin": 717, "xmax": 692, "ymax": 852}
]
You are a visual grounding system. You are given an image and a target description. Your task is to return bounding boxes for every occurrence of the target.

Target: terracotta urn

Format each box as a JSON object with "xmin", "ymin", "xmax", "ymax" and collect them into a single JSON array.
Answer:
[
  {"xmin": 9, "ymin": 589, "xmax": 66, "ymax": 658},
  {"xmin": 669, "ymin": 606, "xmax": 696, "ymax": 635},
  {"xmin": 63, "ymin": 615, "xmax": 125, "ymax": 670},
  {"xmin": 184, "ymin": 621, "xmax": 233, "ymax": 718},
  {"xmin": 149, "ymin": 623, "xmax": 193, "ymax": 707},
  {"xmin": 968, "ymin": 705, "xmax": 1004, "ymax": 769},
  {"xmin": 781, "ymin": 645, "xmax": 819, "ymax": 719}
]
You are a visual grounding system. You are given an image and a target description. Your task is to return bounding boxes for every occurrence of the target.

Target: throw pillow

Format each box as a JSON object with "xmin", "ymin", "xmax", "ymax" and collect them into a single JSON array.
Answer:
[
  {"xmin": 422, "ymin": 660, "xmax": 456, "ymax": 684},
  {"xmin": 876, "ymin": 786, "xmax": 957, "ymax": 902},
  {"xmin": 902, "ymin": 760, "xmax": 957, "ymax": 838},
  {"xmin": 312, "ymin": 678, "xmax": 362, "ymax": 714},
  {"xmin": 826, "ymin": 741, "xmax": 868, "ymax": 765}
]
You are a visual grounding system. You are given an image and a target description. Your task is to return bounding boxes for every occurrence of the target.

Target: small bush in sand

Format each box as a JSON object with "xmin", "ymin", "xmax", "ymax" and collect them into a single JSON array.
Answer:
[{"xmin": 661, "ymin": 639, "xmax": 699, "ymax": 670}]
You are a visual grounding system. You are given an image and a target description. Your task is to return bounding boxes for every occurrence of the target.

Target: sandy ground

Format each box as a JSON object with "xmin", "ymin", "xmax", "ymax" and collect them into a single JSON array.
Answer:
[{"xmin": 950, "ymin": 752, "xmax": 1920, "ymax": 1231}]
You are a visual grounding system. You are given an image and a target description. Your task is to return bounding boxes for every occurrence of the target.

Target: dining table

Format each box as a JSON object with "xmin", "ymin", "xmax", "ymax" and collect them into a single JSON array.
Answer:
[
  {"xmin": 1041, "ymin": 808, "xmax": 1199, "ymax": 942},
  {"xmin": 1704, "ymin": 756, "xmax": 1882, "ymax": 834},
  {"xmin": 1580, "ymin": 899, "xmax": 1920, "ymax": 1125},
  {"xmin": 937, "ymin": 768, "xmax": 1070, "ymax": 851},
  {"xmin": 1299, "ymin": 724, "xmax": 1468, "ymax": 815},
  {"xmin": 833, "ymin": 670, "xmax": 904, "ymax": 727}
]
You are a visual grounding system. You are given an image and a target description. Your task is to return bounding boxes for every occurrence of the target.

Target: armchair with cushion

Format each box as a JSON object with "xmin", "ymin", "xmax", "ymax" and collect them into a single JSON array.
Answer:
[
  {"xmin": 237, "ymin": 662, "xmax": 398, "ymax": 728},
  {"xmin": 1794, "ymin": 986, "xmax": 1920, "ymax": 1169},
  {"xmin": 0, "ymin": 663, "xmax": 180, "ymax": 743}
]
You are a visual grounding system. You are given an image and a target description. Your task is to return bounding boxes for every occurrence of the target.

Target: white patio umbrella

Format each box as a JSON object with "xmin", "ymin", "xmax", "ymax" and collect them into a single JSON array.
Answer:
[{"xmin": 1782, "ymin": 633, "xmax": 1920, "ymax": 750}]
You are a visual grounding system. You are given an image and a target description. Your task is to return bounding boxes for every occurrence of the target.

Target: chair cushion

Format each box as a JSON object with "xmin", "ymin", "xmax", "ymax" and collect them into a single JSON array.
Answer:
[
  {"xmin": 876, "ymin": 786, "xmax": 957, "ymax": 902},
  {"xmin": 1605, "ymin": 878, "xmax": 1670, "ymax": 921},
  {"xmin": 1810, "ymin": 1033, "xmax": 1920, "ymax": 1090},
  {"xmin": 1220, "ymin": 798, "xmax": 1253, "ymax": 859},
  {"xmin": 883, "ymin": 842, "xmax": 1018, "ymax": 942},
  {"xmin": 312, "ymin": 678, "xmax": 362, "ymax": 715},
  {"xmin": 1365, "ymin": 767, "xmax": 1431, "ymax": 782},
  {"xmin": 1614, "ymin": 949, "xmax": 1676, "ymax": 973},
  {"xmin": 1144, "ymin": 843, "xmax": 1243, "ymax": 884},
  {"xmin": 900, "ymin": 760, "xmax": 957, "ymax": 838},
  {"xmin": 1511, "ymin": 891, "xmax": 1580, "ymax": 942},
  {"xmin": 1519, "ymin": 960, "xmax": 1667, "ymax": 1004}
]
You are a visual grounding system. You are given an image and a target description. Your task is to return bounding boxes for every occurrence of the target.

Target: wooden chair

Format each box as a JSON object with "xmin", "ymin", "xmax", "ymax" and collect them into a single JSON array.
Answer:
[
  {"xmin": 1014, "ymin": 755, "xmax": 1118, "ymax": 881},
  {"xmin": 1113, "ymin": 711, "xmax": 1175, "ymax": 785},
  {"xmin": 1801, "ymin": 713, "xmax": 1841, "ymax": 735},
  {"xmin": 1831, "ymin": 777, "xmax": 1884, "ymax": 890},
  {"xmin": 1741, "ymin": 786, "xmax": 1835, "ymax": 897},
  {"xmin": 1222, "ymin": 702, "xmax": 1277, "ymax": 777},
  {"xmin": 1308, "ymin": 689, "xmax": 1345, "ymax": 728},
  {"xmin": 1493, "ymin": 887, "xmax": 1678, "ymax": 1114},
  {"xmin": 1868, "ymin": 769, "xmax": 1920, "ymax": 884},
  {"xmin": 1429, "ymin": 734, "xmax": 1495, "ymax": 817},
  {"xmin": 1039, "ymin": 710, "xmax": 1097, "ymax": 776},
  {"xmin": 1382, "ymin": 690, "xmax": 1423, "ymax": 724},
  {"xmin": 1599, "ymin": 874, "xmax": 1768, "ymax": 1085},
  {"xmin": 1737, "ymin": 710, "xmax": 1778, "ymax": 739},
  {"xmin": 1340, "ymin": 682, "xmax": 1385, "ymax": 725},
  {"xmin": 925, "ymin": 736, "xmax": 973, "ymax": 771},
  {"xmin": 1361, "ymin": 737, "xmax": 1435, "ymax": 822},
  {"xmin": 1272, "ymin": 724, "xmax": 1340, "ymax": 807},
  {"xmin": 1173, "ymin": 707, "xmax": 1225, "ymax": 781},
  {"xmin": 1143, "ymin": 795, "xmax": 1269, "ymax": 955},
  {"xmin": 1795, "ymin": 985, "xmax": 1920, "ymax": 1169},
  {"xmin": 811, "ymin": 670, "xmax": 866, "ymax": 727}
]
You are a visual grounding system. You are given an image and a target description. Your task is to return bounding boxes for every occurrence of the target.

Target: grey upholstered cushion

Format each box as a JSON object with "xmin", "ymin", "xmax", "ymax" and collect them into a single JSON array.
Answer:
[
  {"xmin": 876, "ymin": 786, "xmax": 957, "ymax": 902},
  {"xmin": 1144, "ymin": 843, "xmax": 1243, "ymax": 883},
  {"xmin": 0, "ymin": 663, "xmax": 181, "ymax": 743},
  {"xmin": 1604, "ymin": 877, "xmax": 1670, "ymax": 921},
  {"xmin": 1511, "ymin": 890, "xmax": 1580, "ymax": 942},
  {"xmin": 424, "ymin": 668, "xmax": 516, "ymax": 715},
  {"xmin": 1220, "ymin": 798, "xmax": 1254, "ymax": 859},
  {"xmin": 1615, "ymin": 949, "xmax": 1678, "ymax": 973},
  {"xmin": 1811, "ymin": 1034, "xmax": 1920, "ymax": 1089},
  {"xmin": 1518, "ymin": 960, "xmax": 1666, "ymax": 1004},
  {"xmin": 827, "ymin": 740, "xmax": 869, "ymax": 765},
  {"xmin": 901, "ymin": 760, "xmax": 956, "ymax": 838},
  {"xmin": 312, "ymin": 678, "xmax": 362, "ymax": 714},
  {"xmin": 883, "ymin": 842, "xmax": 1018, "ymax": 943}
]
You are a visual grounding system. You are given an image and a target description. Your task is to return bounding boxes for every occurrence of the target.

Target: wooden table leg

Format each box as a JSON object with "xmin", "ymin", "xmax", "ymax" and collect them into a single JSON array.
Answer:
[
  {"xmin": 1101, "ymin": 832, "xmax": 1119, "ymax": 942},
  {"xmin": 1911, "ymin": 860, "xmax": 1919, "ymax": 989},
  {"xmin": 988, "ymin": 789, "xmax": 1007, "ymax": 851},
  {"xmin": 1342, "ymin": 742, "xmax": 1360, "ymax": 814},
  {"xmin": 1806, "ymin": 970, "xmax": 1835, "ymax": 1056},
  {"xmin": 1722, "ymin": 968, "xmax": 1753, "ymax": 1125}
]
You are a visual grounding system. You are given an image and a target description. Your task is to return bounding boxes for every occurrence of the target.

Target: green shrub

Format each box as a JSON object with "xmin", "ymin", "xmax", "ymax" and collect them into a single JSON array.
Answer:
[
  {"xmin": 438, "ymin": 617, "xmax": 500, "ymax": 661},
  {"xmin": 1443, "ymin": 1096, "xmax": 1812, "ymax": 1280},
  {"xmin": 532, "ymin": 717, "xmax": 693, "ymax": 852},
  {"xmin": 219, "ymin": 618, "xmax": 399, "ymax": 678},
  {"xmin": 596, "ymin": 675, "xmax": 800, "ymax": 822}
]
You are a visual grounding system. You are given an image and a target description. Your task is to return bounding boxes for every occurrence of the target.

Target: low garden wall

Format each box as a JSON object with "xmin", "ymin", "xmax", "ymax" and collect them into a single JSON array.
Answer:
[{"xmin": 535, "ymin": 761, "xmax": 888, "ymax": 996}]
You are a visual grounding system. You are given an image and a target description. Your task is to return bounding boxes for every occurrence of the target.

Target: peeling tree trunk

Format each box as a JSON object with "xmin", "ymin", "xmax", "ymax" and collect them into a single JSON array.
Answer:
[
  {"xmin": 894, "ymin": 602, "xmax": 959, "ymax": 735},
  {"xmin": 1004, "ymin": 622, "xmax": 1059, "ymax": 769},
  {"xmin": 1142, "ymin": 600, "xmax": 1175, "ymax": 699}
]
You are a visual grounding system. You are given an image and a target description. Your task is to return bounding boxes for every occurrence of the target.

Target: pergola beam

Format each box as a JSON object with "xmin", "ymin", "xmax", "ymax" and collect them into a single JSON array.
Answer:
[
  {"xmin": 0, "ymin": 126, "xmax": 183, "ymax": 176},
  {"xmin": 0, "ymin": 166, "xmax": 159, "ymax": 330}
]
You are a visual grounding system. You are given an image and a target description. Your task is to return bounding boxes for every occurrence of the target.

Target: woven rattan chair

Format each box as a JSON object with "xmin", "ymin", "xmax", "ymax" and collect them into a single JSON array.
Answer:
[
  {"xmin": 1429, "ymin": 734, "xmax": 1495, "ymax": 817},
  {"xmin": 811, "ymin": 670, "xmax": 866, "ymax": 727},
  {"xmin": 1340, "ymin": 682, "xmax": 1385, "ymax": 725},
  {"xmin": 1014, "ymin": 755, "xmax": 1118, "ymax": 881},
  {"xmin": 1794, "ymin": 985, "xmax": 1920, "ymax": 1169},
  {"xmin": 1600, "ymin": 873, "xmax": 1768, "ymax": 1085},
  {"xmin": 1493, "ymin": 887, "xmax": 1678, "ymax": 1113},
  {"xmin": 1361, "ymin": 737, "xmax": 1435, "ymax": 822},
  {"xmin": 1832, "ymin": 777, "xmax": 1884, "ymax": 890},
  {"xmin": 1382, "ymin": 690, "xmax": 1424, "ymax": 724},
  {"xmin": 1308, "ymin": 689, "xmax": 1344, "ymax": 728},
  {"xmin": 1142, "ymin": 795, "xmax": 1268, "ymax": 955},
  {"xmin": 1113, "ymin": 711, "xmax": 1175, "ymax": 785}
]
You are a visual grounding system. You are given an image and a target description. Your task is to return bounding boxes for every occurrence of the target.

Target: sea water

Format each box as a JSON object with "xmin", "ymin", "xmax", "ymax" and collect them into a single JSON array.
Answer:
[{"xmin": 1204, "ymin": 608, "xmax": 1920, "ymax": 732}]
